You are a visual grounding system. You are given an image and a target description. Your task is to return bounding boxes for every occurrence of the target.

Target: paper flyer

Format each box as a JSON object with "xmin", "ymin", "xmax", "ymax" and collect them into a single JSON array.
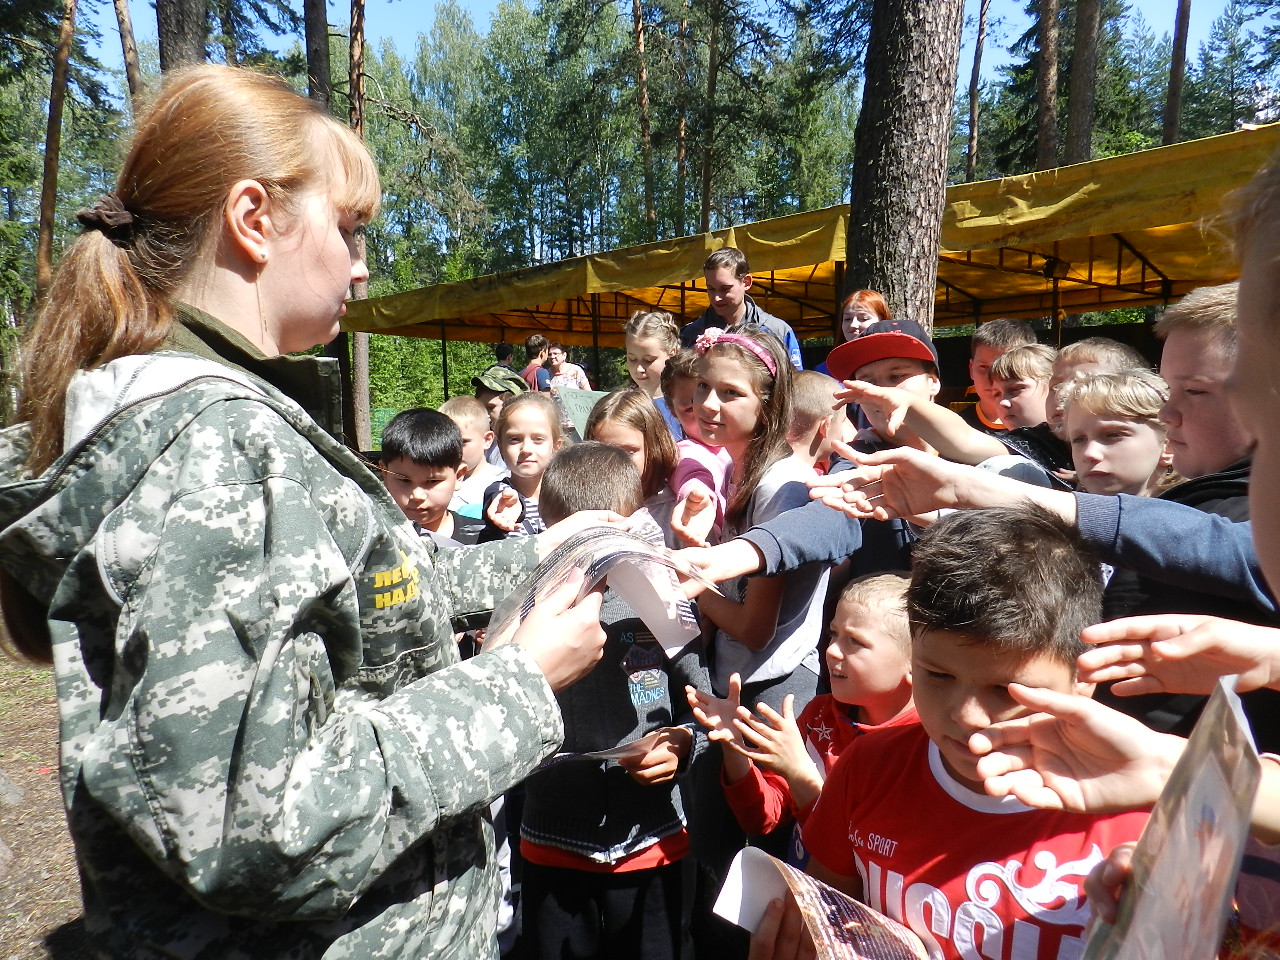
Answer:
[
  {"xmin": 1082, "ymin": 676, "xmax": 1261, "ymax": 960},
  {"xmin": 714, "ymin": 847, "xmax": 927, "ymax": 960},
  {"xmin": 485, "ymin": 516, "xmax": 717, "ymax": 658}
]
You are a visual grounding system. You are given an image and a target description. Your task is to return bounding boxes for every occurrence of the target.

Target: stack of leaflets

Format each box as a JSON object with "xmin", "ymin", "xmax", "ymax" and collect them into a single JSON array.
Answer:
[
  {"xmin": 486, "ymin": 513, "xmax": 718, "ymax": 658},
  {"xmin": 1082, "ymin": 677, "xmax": 1260, "ymax": 960},
  {"xmin": 484, "ymin": 515, "xmax": 719, "ymax": 768},
  {"xmin": 714, "ymin": 847, "xmax": 927, "ymax": 959}
]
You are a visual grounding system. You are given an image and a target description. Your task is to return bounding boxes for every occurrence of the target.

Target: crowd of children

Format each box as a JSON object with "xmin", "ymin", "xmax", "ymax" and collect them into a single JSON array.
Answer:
[
  {"xmin": 359, "ymin": 240, "xmax": 1277, "ymax": 960},
  {"xmin": 15, "ymin": 62, "xmax": 1278, "ymax": 960}
]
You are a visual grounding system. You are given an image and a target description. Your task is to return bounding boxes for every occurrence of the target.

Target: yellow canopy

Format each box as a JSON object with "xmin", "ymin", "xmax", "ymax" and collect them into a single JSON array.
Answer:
[{"xmin": 343, "ymin": 124, "xmax": 1280, "ymax": 349}]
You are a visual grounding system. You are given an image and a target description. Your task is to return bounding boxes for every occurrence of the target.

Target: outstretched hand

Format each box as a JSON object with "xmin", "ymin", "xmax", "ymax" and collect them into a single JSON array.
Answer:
[
  {"xmin": 486, "ymin": 486, "xmax": 522, "ymax": 531},
  {"xmin": 968, "ymin": 683, "xmax": 1184, "ymax": 813},
  {"xmin": 1078, "ymin": 615, "xmax": 1280, "ymax": 696},
  {"xmin": 671, "ymin": 485, "xmax": 717, "ymax": 547},
  {"xmin": 732, "ymin": 696, "xmax": 824, "ymax": 810},
  {"xmin": 834, "ymin": 381, "xmax": 914, "ymax": 439},
  {"xmin": 686, "ymin": 674, "xmax": 746, "ymax": 748},
  {"xmin": 807, "ymin": 444, "xmax": 979, "ymax": 522}
]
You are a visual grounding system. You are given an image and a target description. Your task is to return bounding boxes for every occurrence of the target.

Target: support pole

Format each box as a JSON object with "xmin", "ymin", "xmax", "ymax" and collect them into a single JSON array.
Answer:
[{"xmin": 440, "ymin": 323, "xmax": 450, "ymax": 400}]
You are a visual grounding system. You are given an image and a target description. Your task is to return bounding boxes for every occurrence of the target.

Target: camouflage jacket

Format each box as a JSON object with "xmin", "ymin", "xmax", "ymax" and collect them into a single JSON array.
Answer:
[{"xmin": 0, "ymin": 339, "xmax": 560, "ymax": 958}]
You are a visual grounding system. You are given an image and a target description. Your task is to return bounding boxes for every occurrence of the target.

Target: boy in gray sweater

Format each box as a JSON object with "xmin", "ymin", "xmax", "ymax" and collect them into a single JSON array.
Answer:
[{"xmin": 519, "ymin": 442, "xmax": 710, "ymax": 960}]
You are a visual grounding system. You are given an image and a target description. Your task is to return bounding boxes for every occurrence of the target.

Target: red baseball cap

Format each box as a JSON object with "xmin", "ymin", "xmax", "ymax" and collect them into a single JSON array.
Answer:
[{"xmin": 826, "ymin": 319, "xmax": 939, "ymax": 382}]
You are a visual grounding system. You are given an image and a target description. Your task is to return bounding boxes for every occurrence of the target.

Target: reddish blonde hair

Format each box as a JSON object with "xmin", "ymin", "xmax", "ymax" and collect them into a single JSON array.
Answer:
[
  {"xmin": 838, "ymin": 290, "xmax": 891, "ymax": 342},
  {"xmin": 19, "ymin": 65, "xmax": 380, "ymax": 475}
]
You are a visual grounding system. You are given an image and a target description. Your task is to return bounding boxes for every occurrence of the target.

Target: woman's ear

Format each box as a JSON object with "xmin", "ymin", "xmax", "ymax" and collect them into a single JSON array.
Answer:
[{"xmin": 223, "ymin": 179, "xmax": 275, "ymax": 266}]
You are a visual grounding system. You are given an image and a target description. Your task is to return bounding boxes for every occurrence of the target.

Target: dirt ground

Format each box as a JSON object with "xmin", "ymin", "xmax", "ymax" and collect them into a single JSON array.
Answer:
[{"xmin": 0, "ymin": 658, "xmax": 89, "ymax": 960}]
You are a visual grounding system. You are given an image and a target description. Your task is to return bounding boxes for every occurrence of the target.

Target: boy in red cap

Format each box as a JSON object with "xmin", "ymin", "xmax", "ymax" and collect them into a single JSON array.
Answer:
[{"xmin": 825, "ymin": 318, "xmax": 942, "ymax": 456}]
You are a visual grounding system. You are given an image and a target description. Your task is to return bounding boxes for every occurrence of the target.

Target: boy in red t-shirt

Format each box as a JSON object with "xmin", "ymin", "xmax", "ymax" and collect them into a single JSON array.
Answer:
[
  {"xmin": 797, "ymin": 505, "xmax": 1148, "ymax": 960},
  {"xmin": 686, "ymin": 572, "xmax": 915, "ymax": 856}
]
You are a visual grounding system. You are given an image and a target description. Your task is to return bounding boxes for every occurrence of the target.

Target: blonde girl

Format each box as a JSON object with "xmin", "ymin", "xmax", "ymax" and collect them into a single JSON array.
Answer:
[
  {"xmin": 624, "ymin": 310, "xmax": 682, "ymax": 438},
  {"xmin": 1061, "ymin": 369, "xmax": 1178, "ymax": 498},
  {"xmin": 0, "ymin": 65, "xmax": 607, "ymax": 959},
  {"xmin": 584, "ymin": 388, "xmax": 680, "ymax": 543},
  {"xmin": 484, "ymin": 391, "xmax": 566, "ymax": 538}
]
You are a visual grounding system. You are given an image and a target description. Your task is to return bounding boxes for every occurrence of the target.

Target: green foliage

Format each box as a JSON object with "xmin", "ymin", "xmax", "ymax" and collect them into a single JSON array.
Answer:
[
  {"xmin": 1183, "ymin": 1, "xmax": 1270, "ymax": 137},
  {"xmin": 5, "ymin": 0, "xmax": 1277, "ymax": 421}
]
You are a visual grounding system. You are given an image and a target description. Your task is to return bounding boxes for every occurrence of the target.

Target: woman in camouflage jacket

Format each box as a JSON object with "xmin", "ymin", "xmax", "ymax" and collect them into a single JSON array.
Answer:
[{"xmin": 0, "ymin": 66, "xmax": 607, "ymax": 960}]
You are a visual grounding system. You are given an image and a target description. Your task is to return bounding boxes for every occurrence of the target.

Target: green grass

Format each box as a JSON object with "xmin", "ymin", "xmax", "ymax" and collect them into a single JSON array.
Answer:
[{"xmin": 0, "ymin": 654, "xmax": 55, "ymax": 712}]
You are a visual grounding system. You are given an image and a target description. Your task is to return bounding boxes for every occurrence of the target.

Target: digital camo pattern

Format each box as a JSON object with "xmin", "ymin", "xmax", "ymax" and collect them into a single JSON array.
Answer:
[{"xmin": 0, "ymin": 363, "xmax": 560, "ymax": 959}]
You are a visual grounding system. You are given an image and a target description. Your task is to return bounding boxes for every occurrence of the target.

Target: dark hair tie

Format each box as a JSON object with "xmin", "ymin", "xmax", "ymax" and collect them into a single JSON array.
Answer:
[{"xmin": 76, "ymin": 193, "xmax": 135, "ymax": 245}]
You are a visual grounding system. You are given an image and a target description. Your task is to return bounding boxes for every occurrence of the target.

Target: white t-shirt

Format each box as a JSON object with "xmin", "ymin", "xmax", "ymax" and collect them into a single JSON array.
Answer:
[
  {"xmin": 712, "ymin": 455, "xmax": 829, "ymax": 692},
  {"xmin": 450, "ymin": 458, "xmax": 508, "ymax": 511}
]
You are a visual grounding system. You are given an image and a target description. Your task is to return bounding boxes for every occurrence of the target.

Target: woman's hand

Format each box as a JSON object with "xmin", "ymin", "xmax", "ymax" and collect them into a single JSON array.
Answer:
[
  {"xmin": 536, "ymin": 510, "xmax": 627, "ymax": 556},
  {"xmin": 1084, "ymin": 843, "xmax": 1136, "ymax": 925},
  {"xmin": 748, "ymin": 895, "xmax": 816, "ymax": 960},
  {"xmin": 513, "ymin": 570, "xmax": 606, "ymax": 691}
]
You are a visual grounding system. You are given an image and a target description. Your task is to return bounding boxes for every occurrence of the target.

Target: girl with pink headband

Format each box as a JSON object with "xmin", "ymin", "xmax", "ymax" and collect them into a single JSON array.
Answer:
[{"xmin": 685, "ymin": 326, "xmax": 832, "ymax": 874}]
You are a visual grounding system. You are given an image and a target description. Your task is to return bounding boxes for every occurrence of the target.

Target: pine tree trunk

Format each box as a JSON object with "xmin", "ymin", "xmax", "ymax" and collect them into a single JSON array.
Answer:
[
  {"xmin": 156, "ymin": 0, "xmax": 207, "ymax": 71},
  {"xmin": 1035, "ymin": 0, "xmax": 1060, "ymax": 170},
  {"xmin": 303, "ymin": 0, "xmax": 331, "ymax": 107},
  {"xmin": 966, "ymin": 0, "xmax": 989, "ymax": 181},
  {"xmin": 1064, "ymin": 0, "xmax": 1101, "ymax": 164},
  {"xmin": 698, "ymin": 8, "xmax": 719, "ymax": 234},
  {"xmin": 1163, "ymin": 0, "xmax": 1192, "ymax": 144},
  {"xmin": 633, "ymin": 0, "xmax": 655, "ymax": 239},
  {"xmin": 113, "ymin": 0, "xmax": 144, "ymax": 111},
  {"xmin": 347, "ymin": 0, "xmax": 371, "ymax": 452},
  {"xmin": 846, "ymin": 0, "xmax": 964, "ymax": 331},
  {"xmin": 35, "ymin": 0, "xmax": 77, "ymax": 301},
  {"xmin": 675, "ymin": 4, "xmax": 689, "ymax": 236}
]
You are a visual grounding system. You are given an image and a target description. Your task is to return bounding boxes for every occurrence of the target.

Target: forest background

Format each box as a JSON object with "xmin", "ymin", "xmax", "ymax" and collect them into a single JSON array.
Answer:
[{"xmin": 3, "ymin": 0, "xmax": 1279, "ymax": 429}]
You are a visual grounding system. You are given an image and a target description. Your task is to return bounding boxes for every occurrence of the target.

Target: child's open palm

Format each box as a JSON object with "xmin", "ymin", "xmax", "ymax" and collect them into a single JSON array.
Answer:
[
  {"xmin": 733, "ymin": 696, "xmax": 824, "ymax": 811},
  {"xmin": 685, "ymin": 674, "xmax": 746, "ymax": 748}
]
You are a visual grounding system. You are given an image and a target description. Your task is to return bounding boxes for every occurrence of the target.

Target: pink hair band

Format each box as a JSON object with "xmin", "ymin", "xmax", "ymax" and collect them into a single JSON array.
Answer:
[{"xmin": 694, "ymin": 327, "xmax": 778, "ymax": 376}]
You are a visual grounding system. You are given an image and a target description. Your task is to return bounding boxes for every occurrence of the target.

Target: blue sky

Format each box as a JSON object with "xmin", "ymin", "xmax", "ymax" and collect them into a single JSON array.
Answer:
[{"xmin": 84, "ymin": 0, "xmax": 1229, "ymax": 81}]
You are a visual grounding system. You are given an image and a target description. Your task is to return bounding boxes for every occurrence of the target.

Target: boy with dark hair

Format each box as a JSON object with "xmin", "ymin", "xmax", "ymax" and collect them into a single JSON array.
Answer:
[
  {"xmin": 380, "ymin": 408, "xmax": 486, "ymax": 546},
  {"xmin": 679, "ymin": 246, "xmax": 803, "ymax": 370},
  {"xmin": 521, "ymin": 441, "xmax": 710, "ymax": 960},
  {"xmin": 796, "ymin": 505, "xmax": 1148, "ymax": 960},
  {"xmin": 521, "ymin": 334, "xmax": 553, "ymax": 391},
  {"xmin": 962, "ymin": 317, "xmax": 1038, "ymax": 434}
]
